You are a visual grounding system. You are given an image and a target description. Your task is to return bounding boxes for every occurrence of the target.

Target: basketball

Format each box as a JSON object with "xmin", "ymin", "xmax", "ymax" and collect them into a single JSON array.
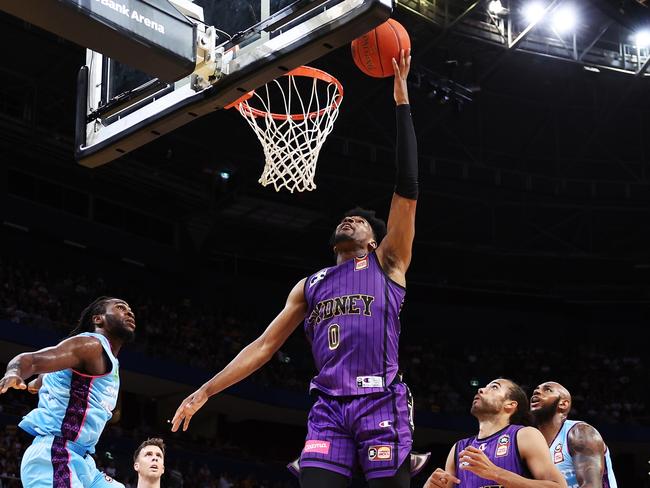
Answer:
[{"xmin": 351, "ymin": 19, "xmax": 411, "ymax": 78}]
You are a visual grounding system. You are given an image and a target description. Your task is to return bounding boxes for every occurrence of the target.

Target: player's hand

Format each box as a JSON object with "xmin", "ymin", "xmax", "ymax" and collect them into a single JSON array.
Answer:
[
  {"xmin": 0, "ymin": 373, "xmax": 27, "ymax": 394},
  {"xmin": 392, "ymin": 48, "xmax": 411, "ymax": 106},
  {"xmin": 27, "ymin": 374, "xmax": 44, "ymax": 394},
  {"xmin": 458, "ymin": 446, "xmax": 500, "ymax": 479},
  {"xmin": 171, "ymin": 387, "xmax": 209, "ymax": 432},
  {"xmin": 423, "ymin": 467, "xmax": 460, "ymax": 487}
]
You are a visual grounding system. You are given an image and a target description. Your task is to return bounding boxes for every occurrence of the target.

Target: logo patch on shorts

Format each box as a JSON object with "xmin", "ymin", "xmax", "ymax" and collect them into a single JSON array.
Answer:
[
  {"xmin": 368, "ymin": 445, "xmax": 392, "ymax": 461},
  {"xmin": 553, "ymin": 443, "xmax": 564, "ymax": 463},
  {"xmin": 304, "ymin": 440, "xmax": 330, "ymax": 455},
  {"xmin": 495, "ymin": 434, "xmax": 510, "ymax": 457},
  {"xmin": 379, "ymin": 420, "xmax": 392, "ymax": 428}
]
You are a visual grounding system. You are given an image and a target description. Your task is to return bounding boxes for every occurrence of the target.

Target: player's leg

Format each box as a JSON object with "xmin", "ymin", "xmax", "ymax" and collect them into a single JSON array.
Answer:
[
  {"xmin": 21, "ymin": 435, "xmax": 85, "ymax": 488},
  {"xmin": 367, "ymin": 458, "xmax": 410, "ymax": 488},
  {"xmin": 353, "ymin": 382, "xmax": 414, "ymax": 484},
  {"xmin": 300, "ymin": 467, "xmax": 350, "ymax": 488},
  {"xmin": 298, "ymin": 395, "xmax": 355, "ymax": 483}
]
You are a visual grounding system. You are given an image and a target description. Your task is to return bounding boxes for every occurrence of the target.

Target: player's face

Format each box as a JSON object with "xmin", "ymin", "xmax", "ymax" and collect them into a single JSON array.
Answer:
[
  {"xmin": 471, "ymin": 379, "xmax": 511, "ymax": 416},
  {"xmin": 102, "ymin": 299, "xmax": 136, "ymax": 342},
  {"xmin": 334, "ymin": 216, "xmax": 375, "ymax": 246},
  {"xmin": 530, "ymin": 382, "xmax": 561, "ymax": 412},
  {"xmin": 134, "ymin": 445, "xmax": 164, "ymax": 479}
]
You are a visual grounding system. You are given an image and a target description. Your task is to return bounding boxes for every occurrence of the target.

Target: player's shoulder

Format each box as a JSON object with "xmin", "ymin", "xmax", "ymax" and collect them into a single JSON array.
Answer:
[
  {"xmin": 566, "ymin": 421, "xmax": 604, "ymax": 448},
  {"xmin": 516, "ymin": 426, "xmax": 546, "ymax": 443},
  {"xmin": 61, "ymin": 334, "xmax": 105, "ymax": 355}
]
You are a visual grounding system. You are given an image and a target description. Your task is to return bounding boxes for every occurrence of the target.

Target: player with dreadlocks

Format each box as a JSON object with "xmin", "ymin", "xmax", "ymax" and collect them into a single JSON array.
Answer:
[{"xmin": 0, "ymin": 296, "xmax": 136, "ymax": 488}]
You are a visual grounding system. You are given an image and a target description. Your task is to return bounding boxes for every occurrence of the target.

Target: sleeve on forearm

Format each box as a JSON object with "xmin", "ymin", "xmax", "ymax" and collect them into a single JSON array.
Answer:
[{"xmin": 395, "ymin": 104, "xmax": 419, "ymax": 200}]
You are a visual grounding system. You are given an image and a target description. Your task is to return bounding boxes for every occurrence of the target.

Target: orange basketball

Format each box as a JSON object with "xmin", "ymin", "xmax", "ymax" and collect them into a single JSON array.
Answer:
[{"xmin": 351, "ymin": 19, "xmax": 411, "ymax": 78}]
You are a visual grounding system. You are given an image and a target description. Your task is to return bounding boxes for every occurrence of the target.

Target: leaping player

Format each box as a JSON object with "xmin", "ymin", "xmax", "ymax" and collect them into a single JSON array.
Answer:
[
  {"xmin": 0, "ymin": 297, "xmax": 134, "ymax": 488},
  {"xmin": 172, "ymin": 49, "xmax": 418, "ymax": 488}
]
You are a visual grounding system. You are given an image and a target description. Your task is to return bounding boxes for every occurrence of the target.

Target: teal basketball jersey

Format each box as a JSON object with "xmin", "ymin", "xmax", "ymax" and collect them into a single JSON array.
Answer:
[
  {"xmin": 550, "ymin": 419, "xmax": 617, "ymax": 488},
  {"xmin": 19, "ymin": 332, "xmax": 120, "ymax": 454}
]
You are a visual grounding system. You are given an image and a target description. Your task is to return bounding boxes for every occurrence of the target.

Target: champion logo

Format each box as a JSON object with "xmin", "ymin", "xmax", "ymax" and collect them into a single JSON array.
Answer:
[
  {"xmin": 478, "ymin": 443, "xmax": 487, "ymax": 451},
  {"xmin": 304, "ymin": 440, "xmax": 330, "ymax": 455},
  {"xmin": 379, "ymin": 420, "xmax": 392, "ymax": 428}
]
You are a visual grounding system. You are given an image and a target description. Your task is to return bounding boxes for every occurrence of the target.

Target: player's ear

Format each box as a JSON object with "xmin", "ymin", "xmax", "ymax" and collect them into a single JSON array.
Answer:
[
  {"xmin": 369, "ymin": 240, "xmax": 377, "ymax": 250},
  {"xmin": 504, "ymin": 400, "xmax": 517, "ymax": 415},
  {"xmin": 134, "ymin": 462, "xmax": 139, "ymax": 472},
  {"xmin": 558, "ymin": 398, "xmax": 570, "ymax": 414}
]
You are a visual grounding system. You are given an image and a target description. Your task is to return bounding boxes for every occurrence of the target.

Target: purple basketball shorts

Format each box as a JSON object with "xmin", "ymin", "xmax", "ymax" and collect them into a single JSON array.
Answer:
[{"xmin": 299, "ymin": 382, "xmax": 413, "ymax": 480}]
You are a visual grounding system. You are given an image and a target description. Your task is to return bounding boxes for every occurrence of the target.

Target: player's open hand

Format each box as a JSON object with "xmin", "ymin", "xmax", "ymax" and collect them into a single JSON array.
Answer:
[
  {"xmin": 171, "ymin": 387, "xmax": 209, "ymax": 432},
  {"xmin": 392, "ymin": 48, "xmax": 411, "ymax": 106},
  {"xmin": 458, "ymin": 446, "xmax": 500, "ymax": 479},
  {"xmin": 423, "ymin": 467, "xmax": 460, "ymax": 487},
  {"xmin": 0, "ymin": 373, "xmax": 27, "ymax": 394}
]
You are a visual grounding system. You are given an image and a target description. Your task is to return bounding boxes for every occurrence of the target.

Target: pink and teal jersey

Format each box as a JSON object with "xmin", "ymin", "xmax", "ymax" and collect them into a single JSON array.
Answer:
[{"xmin": 19, "ymin": 332, "xmax": 120, "ymax": 454}]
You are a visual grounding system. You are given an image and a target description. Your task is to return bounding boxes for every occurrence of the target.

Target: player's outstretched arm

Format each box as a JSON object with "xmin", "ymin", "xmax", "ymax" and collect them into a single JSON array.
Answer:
[
  {"xmin": 0, "ymin": 336, "xmax": 106, "ymax": 394},
  {"xmin": 424, "ymin": 444, "xmax": 460, "ymax": 488},
  {"xmin": 171, "ymin": 278, "xmax": 308, "ymax": 432},
  {"xmin": 458, "ymin": 428, "xmax": 567, "ymax": 488},
  {"xmin": 376, "ymin": 49, "xmax": 417, "ymax": 287},
  {"xmin": 567, "ymin": 423, "xmax": 606, "ymax": 487}
]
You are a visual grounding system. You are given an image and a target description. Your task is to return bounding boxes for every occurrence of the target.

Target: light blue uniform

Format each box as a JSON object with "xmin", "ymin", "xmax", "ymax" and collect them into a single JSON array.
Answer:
[
  {"xmin": 549, "ymin": 419, "xmax": 617, "ymax": 488},
  {"xmin": 19, "ymin": 333, "xmax": 124, "ymax": 488}
]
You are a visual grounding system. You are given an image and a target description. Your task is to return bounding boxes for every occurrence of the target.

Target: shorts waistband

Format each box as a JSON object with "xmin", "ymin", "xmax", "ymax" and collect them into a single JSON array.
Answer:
[{"xmin": 32, "ymin": 435, "xmax": 89, "ymax": 457}]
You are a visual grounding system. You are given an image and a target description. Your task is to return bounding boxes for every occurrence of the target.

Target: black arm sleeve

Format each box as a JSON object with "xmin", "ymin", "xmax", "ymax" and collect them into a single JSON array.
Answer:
[{"xmin": 395, "ymin": 104, "xmax": 418, "ymax": 200}]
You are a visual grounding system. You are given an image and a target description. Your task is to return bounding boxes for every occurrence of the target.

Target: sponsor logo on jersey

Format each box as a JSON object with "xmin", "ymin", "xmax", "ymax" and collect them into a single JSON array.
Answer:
[
  {"xmin": 479, "ymin": 443, "xmax": 487, "ymax": 451},
  {"xmin": 368, "ymin": 445, "xmax": 392, "ymax": 461},
  {"xmin": 355, "ymin": 256, "xmax": 368, "ymax": 271},
  {"xmin": 553, "ymin": 443, "xmax": 564, "ymax": 463},
  {"xmin": 303, "ymin": 440, "xmax": 330, "ymax": 455},
  {"xmin": 379, "ymin": 420, "xmax": 392, "ymax": 428},
  {"xmin": 495, "ymin": 434, "xmax": 510, "ymax": 457}
]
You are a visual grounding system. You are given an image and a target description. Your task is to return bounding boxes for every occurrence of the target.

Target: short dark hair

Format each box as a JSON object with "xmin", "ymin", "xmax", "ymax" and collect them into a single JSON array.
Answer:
[
  {"xmin": 330, "ymin": 207, "xmax": 387, "ymax": 246},
  {"xmin": 68, "ymin": 296, "xmax": 116, "ymax": 337},
  {"xmin": 504, "ymin": 380, "xmax": 533, "ymax": 426},
  {"xmin": 133, "ymin": 438, "xmax": 165, "ymax": 462}
]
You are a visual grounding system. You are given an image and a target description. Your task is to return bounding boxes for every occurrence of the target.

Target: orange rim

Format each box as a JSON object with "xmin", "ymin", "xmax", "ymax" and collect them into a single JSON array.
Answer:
[{"xmin": 225, "ymin": 66, "xmax": 343, "ymax": 121}]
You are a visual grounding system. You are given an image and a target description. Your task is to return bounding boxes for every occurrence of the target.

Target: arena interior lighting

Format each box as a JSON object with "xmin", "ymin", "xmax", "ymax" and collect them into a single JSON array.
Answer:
[
  {"xmin": 523, "ymin": 2, "xmax": 546, "ymax": 23},
  {"xmin": 633, "ymin": 30, "xmax": 650, "ymax": 48},
  {"xmin": 552, "ymin": 5, "xmax": 577, "ymax": 33},
  {"xmin": 488, "ymin": 0, "xmax": 506, "ymax": 15}
]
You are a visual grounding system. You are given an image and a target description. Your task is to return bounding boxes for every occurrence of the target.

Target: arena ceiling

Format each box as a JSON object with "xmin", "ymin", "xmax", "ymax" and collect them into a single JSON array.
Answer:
[{"xmin": 1, "ymin": 2, "xmax": 650, "ymax": 301}]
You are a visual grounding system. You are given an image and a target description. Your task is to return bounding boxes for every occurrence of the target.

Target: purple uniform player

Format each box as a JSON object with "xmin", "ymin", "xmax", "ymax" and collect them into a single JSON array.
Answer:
[
  {"xmin": 172, "ymin": 50, "xmax": 418, "ymax": 488},
  {"xmin": 424, "ymin": 379, "xmax": 568, "ymax": 488},
  {"xmin": 300, "ymin": 252, "xmax": 412, "ymax": 479}
]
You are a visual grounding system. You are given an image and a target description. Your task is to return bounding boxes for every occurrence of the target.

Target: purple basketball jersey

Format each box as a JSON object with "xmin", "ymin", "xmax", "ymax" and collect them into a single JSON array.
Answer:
[
  {"xmin": 455, "ymin": 425, "xmax": 530, "ymax": 487},
  {"xmin": 304, "ymin": 252, "xmax": 406, "ymax": 396}
]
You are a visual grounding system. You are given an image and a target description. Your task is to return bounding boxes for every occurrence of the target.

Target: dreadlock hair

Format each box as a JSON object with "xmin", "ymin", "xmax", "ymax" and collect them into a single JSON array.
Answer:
[
  {"xmin": 504, "ymin": 380, "xmax": 533, "ymax": 426},
  {"xmin": 329, "ymin": 207, "xmax": 388, "ymax": 248},
  {"xmin": 133, "ymin": 437, "xmax": 165, "ymax": 462},
  {"xmin": 68, "ymin": 296, "xmax": 115, "ymax": 337}
]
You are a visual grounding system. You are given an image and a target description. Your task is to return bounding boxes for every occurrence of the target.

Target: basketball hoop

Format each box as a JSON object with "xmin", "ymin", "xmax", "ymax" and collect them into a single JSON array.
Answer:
[{"xmin": 226, "ymin": 66, "xmax": 343, "ymax": 193}]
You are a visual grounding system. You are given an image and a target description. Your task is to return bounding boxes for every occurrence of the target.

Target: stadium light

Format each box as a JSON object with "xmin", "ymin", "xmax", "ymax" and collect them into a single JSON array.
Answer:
[
  {"xmin": 488, "ymin": 0, "xmax": 506, "ymax": 15},
  {"xmin": 523, "ymin": 2, "xmax": 546, "ymax": 24},
  {"xmin": 633, "ymin": 30, "xmax": 650, "ymax": 48},
  {"xmin": 552, "ymin": 5, "xmax": 577, "ymax": 33}
]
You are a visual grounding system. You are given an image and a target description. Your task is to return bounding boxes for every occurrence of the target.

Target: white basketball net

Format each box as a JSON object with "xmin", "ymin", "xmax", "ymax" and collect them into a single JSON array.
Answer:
[{"xmin": 232, "ymin": 67, "xmax": 343, "ymax": 193}]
